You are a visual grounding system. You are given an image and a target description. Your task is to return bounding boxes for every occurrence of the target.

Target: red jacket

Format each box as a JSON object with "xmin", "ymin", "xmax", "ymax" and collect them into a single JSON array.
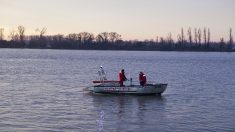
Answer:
[
  {"xmin": 139, "ymin": 74, "xmax": 147, "ymax": 84},
  {"xmin": 119, "ymin": 71, "xmax": 127, "ymax": 82}
]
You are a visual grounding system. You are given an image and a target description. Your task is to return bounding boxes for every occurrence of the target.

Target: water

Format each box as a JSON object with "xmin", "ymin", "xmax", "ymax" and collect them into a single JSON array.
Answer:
[{"xmin": 0, "ymin": 49, "xmax": 234, "ymax": 132}]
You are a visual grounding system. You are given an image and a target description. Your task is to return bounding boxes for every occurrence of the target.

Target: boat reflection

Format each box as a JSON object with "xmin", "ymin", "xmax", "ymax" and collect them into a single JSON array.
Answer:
[{"xmin": 89, "ymin": 95, "xmax": 166, "ymax": 131}]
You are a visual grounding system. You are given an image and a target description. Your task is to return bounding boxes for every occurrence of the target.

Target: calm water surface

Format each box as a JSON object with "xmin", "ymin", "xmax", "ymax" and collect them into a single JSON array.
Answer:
[{"xmin": 0, "ymin": 49, "xmax": 234, "ymax": 132}]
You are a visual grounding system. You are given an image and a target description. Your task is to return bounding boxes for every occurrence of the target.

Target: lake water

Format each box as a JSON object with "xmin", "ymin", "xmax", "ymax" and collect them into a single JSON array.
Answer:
[{"xmin": 0, "ymin": 49, "xmax": 234, "ymax": 132}]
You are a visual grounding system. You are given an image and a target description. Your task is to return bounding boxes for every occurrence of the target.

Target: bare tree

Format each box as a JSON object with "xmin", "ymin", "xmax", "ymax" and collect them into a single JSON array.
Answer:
[
  {"xmin": 78, "ymin": 32, "xmax": 94, "ymax": 44},
  {"xmin": 177, "ymin": 34, "xmax": 182, "ymax": 44},
  {"xmin": 187, "ymin": 27, "xmax": 192, "ymax": 45},
  {"xmin": 181, "ymin": 28, "xmax": 185, "ymax": 44},
  {"xmin": 35, "ymin": 27, "xmax": 47, "ymax": 39},
  {"xmin": 39, "ymin": 27, "xmax": 47, "ymax": 39},
  {"xmin": 18, "ymin": 25, "xmax": 25, "ymax": 42},
  {"xmin": 166, "ymin": 32, "xmax": 173, "ymax": 44},
  {"xmin": 96, "ymin": 32, "xmax": 109, "ymax": 43},
  {"xmin": 155, "ymin": 36, "xmax": 159, "ymax": 43},
  {"xmin": 67, "ymin": 33, "xmax": 79, "ymax": 41},
  {"xmin": 229, "ymin": 28, "xmax": 233, "ymax": 45},
  {"xmin": 52, "ymin": 34, "xmax": 64, "ymax": 42},
  {"xmin": 203, "ymin": 27, "xmax": 207, "ymax": 44},
  {"xmin": 160, "ymin": 37, "xmax": 165, "ymax": 44},
  {"xmin": 9, "ymin": 29, "xmax": 18, "ymax": 41},
  {"xmin": 207, "ymin": 28, "xmax": 210, "ymax": 45},
  {"xmin": 0, "ymin": 28, "xmax": 4, "ymax": 40},
  {"xmin": 109, "ymin": 32, "xmax": 121, "ymax": 43},
  {"xmin": 227, "ymin": 28, "xmax": 233, "ymax": 50},
  {"xmin": 220, "ymin": 37, "xmax": 225, "ymax": 43},
  {"xmin": 194, "ymin": 28, "xmax": 198, "ymax": 44},
  {"xmin": 220, "ymin": 37, "xmax": 225, "ymax": 50},
  {"xmin": 198, "ymin": 28, "xmax": 202, "ymax": 45}
]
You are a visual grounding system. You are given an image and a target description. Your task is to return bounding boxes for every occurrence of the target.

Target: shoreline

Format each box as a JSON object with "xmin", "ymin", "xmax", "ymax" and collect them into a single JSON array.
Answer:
[{"xmin": 0, "ymin": 47, "xmax": 234, "ymax": 52}]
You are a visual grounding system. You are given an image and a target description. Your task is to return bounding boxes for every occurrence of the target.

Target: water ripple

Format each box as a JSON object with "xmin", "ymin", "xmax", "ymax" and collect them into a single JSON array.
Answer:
[{"xmin": 0, "ymin": 49, "xmax": 234, "ymax": 131}]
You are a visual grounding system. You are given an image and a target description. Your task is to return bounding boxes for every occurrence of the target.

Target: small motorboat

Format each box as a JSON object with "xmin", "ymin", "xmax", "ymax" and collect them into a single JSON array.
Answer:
[
  {"xmin": 86, "ymin": 82, "xmax": 167, "ymax": 95},
  {"xmin": 84, "ymin": 66, "xmax": 167, "ymax": 95}
]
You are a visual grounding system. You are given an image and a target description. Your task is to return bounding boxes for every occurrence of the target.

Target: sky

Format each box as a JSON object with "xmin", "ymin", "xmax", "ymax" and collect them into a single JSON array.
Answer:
[{"xmin": 0, "ymin": 0, "xmax": 235, "ymax": 41}]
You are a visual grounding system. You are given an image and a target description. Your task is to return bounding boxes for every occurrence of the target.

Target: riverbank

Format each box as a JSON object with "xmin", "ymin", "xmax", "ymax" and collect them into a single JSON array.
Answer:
[{"xmin": 0, "ymin": 40, "xmax": 234, "ymax": 52}]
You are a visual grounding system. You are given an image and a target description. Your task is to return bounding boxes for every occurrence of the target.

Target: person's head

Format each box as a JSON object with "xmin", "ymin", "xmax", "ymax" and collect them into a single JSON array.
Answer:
[
  {"xmin": 121, "ymin": 69, "xmax": 125, "ymax": 73},
  {"xmin": 139, "ymin": 72, "xmax": 144, "ymax": 75}
]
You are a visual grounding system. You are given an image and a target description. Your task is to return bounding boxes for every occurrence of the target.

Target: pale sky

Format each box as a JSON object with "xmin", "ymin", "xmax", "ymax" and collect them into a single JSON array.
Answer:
[{"xmin": 0, "ymin": 0, "xmax": 235, "ymax": 41}]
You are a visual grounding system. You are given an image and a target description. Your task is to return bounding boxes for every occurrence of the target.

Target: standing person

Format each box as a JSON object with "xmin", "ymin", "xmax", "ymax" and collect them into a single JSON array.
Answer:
[
  {"xmin": 139, "ymin": 72, "xmax": 147, "ymax": 86},
  {"xmin": 119, "ymin": 69, "xmax": 127, "ymax": 86}
]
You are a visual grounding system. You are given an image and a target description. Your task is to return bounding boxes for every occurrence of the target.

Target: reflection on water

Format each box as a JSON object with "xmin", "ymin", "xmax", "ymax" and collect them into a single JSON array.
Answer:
[
  {"xmin": 96, "ymin": 110, "xmax": 105, "ymax": 132},
  {"xmin": 90, "ymin": 94, "xmax": 166, "ymax": 131}
]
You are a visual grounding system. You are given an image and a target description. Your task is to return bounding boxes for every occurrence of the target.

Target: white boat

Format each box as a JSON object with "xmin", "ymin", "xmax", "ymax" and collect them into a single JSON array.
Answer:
[
  {"xmin": 84, "ymin": 66, "xmax": 167, "ymax": 95},
  {"xmin": 86, "ymin": 81, "xmax": 167, "ymax": 95}
]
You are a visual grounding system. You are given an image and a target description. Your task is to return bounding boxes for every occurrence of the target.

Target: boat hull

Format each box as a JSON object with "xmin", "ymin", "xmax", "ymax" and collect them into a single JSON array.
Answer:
[{"xmin": 86, "ymin": 84, "xmax": 167, "ymax": 95}]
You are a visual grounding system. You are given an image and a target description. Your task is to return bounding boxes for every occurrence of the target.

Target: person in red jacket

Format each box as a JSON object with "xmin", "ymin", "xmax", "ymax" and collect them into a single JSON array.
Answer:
[
  {"xmin": 139, "ymin": 72, "xmax": 147, "ymax": 86},
  {"xmin": 119, "ymin": 69, "xmax": 127, "ymax": 86}
]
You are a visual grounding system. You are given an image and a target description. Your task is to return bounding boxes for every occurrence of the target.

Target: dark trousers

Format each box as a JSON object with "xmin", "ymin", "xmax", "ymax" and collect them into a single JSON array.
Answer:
[
  {"xmin": 120, "ymin": 81, "xmax": 124, "ymax": 86},
  {"xmin": 140, "ymin": 81, "xmax": 145, "ymax": 86}
]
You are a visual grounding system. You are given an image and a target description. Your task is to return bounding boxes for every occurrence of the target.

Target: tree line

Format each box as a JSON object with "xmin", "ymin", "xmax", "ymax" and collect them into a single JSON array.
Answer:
[{"xmin": 0, "ymin": 25, "xmax": 234, "ymax": 51}]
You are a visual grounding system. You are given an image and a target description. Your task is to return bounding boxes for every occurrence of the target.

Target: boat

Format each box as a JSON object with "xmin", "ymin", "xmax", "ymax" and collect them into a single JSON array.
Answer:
[
  {"xmin": 84, "ymin": 66, "xmax": 167, "ymax": 95},
  {"xmin": 86, "ymin": 82, "xmax": 167, "ymax": 95}
]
